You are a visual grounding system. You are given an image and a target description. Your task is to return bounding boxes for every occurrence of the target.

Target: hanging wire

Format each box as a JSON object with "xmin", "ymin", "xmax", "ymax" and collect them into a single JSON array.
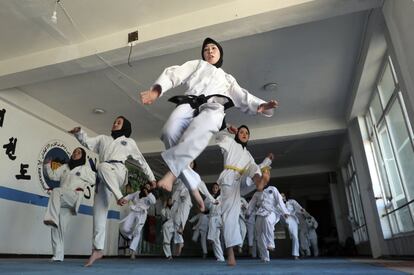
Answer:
[{"xmin": 56, "ymin": 2, "xmax": 166, "ymax": 121}]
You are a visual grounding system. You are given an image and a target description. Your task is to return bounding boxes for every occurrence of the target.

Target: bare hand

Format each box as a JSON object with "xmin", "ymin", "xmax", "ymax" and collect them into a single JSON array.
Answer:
[
  {"xmin": 257, "ymin": 100, "xmax": 278, "ymax": 113},
  {"xmin": 140, "ymin": 89, "xmax": 160, "ymax": 105},
  {"xmin": 68, "ymin": 127, "xmax": 81, "ymax": 134},
  {"xmin": 117, "ymin": 197, "xmax": 128, "ymax": 206},
  {"xmin": 227, "ymin": 125, "xmax": 238, "ymax": 135},
  {"xmin": 267, "ymin": 153, "xmax": 274, "ymax": 160},
  {"xmin": 149, "ymin": 181, "xmax": 157, "ymax": 190}
]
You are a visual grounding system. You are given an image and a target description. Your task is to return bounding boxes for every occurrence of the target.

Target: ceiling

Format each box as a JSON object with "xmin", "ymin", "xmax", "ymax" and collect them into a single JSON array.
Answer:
[{"xmin": 0, "ymin": 0, "xmax": 383, "ymax": 180}]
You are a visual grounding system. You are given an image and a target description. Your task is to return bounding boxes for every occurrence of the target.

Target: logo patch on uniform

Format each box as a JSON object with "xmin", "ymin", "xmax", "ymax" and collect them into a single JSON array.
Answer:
[
  {"xmin": 121, "ymin": 141, "xmax": 127, "ymax": 146},
  {"xmin": 76, "ymin": 172, "xmax": 81, "ymax": 176},
  {"xmin": 267, "ymin": 189, "xmax": 273, "ymax": 194}
]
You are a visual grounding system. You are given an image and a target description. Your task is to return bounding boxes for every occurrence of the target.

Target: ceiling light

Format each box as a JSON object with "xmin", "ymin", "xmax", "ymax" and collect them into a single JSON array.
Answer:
[
  {"xmin": 93, "ymin": 108, "xmax": 105, "ymax": 114},
  {"xmin": 263, "ymin": 82, "xmax": 278, "ymax": 91}
]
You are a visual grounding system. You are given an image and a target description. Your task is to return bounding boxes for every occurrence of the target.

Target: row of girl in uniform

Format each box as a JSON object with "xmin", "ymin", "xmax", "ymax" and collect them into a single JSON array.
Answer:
[
  {"xmin": 157, "ymin": 155, "xmax": 319, "ymax": 263},
  {"xmin": 41, "ymin": 36, "xmax": 280, "ymax": 267}
]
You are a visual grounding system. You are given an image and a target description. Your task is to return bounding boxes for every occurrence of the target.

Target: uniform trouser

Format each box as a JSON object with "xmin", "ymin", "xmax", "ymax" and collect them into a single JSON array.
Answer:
[
  {"xmin": 161, "ymin": 103, "xmax": 224, "ymax": 190},
  {"xmin": 247, "ymin": 215, "xmax": 256, "ymax": 247},
  {"xmin": 162, "ymin": 221, "xmax": 174, "ymax": 257},
  {"xmin": 286, "ymin": 217, "xmax": 299, "ymax": 257},
  {"xmin": 119, "ymin": 212, "xmax": 146, "ymax": 252},
  {"xmin": 239, "ymin": 217, "xmax": 247, "ymax": 248},
  {"xmin": 309, "ymin": 236, "xmax": 319, "ymax": 256},
  {"xmin": 44, "ymin": 188, "xmax": 78, "ymax": 261},
  {"xmin": 255, "ymin": 213, "xmax": 277, "ymax": 262},
  {"xmin": 93, "ymin": 163, "xmax": 125, "ymax": 250},
  {"xmin": 208, "ymin": 216, "xmax": 224, "ymax": 261},
  {"xmin": 299, "ymin": 229, "xmax": 310, "ymax": 256},
  {"xmin": 50, "ymin": 208, "xmax": 72, "ymax": 261},
  {"xmin": 173, "ymin": 203, "xmax": 191, "ymax": 231},
  {"xmin": 220, "ymin": 179, "xmax": 243, "ymax": 248},
  {"xmin": 192, "ymin": 229, "xmax": 208, "ymax": 254}
]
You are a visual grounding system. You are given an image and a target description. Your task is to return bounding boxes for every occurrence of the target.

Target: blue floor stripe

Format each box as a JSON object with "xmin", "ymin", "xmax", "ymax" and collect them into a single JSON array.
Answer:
[
  {"xmin": 0, "ymin": 185, "xmax": 119, "ymax": 219},
  {"xmin": 0, "ymin": 258, "xmax": 409, "ymax": 275}
]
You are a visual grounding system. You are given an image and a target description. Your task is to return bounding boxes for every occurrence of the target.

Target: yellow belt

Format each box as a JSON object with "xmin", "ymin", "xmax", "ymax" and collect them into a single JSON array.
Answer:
[{"xmin": 224, "ymin": 165, "xmax": 247, "ymax": 174}]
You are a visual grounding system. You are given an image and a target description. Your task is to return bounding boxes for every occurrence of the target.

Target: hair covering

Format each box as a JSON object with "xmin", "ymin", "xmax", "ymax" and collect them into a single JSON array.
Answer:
[
  {"xmin": 234, "ymin": 125, "xmax": 250, "ymax": 148},
  {"xmin": 68, "ymin": 147, "xmax": 86, "ymax": 170},
  {"xmin": 201, "ymin": 37, "xmax": 223, "ymax": 68},
  {"xmin": 111, "ymin": 116, "xmax": 132, "ymax": 139}
]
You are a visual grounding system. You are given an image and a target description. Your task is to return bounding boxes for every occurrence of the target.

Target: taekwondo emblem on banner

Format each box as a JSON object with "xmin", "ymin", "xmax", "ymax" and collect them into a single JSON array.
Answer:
[{"xmin": 37, "ymin": 140, "xmax": 70, "ymax": 191}]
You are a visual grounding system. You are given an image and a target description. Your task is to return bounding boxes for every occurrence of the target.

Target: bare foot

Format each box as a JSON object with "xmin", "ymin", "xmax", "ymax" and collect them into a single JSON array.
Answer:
[
  {"xmin": 191, "ymin": 189, "xmax": 205, "ymax": 212},
  {"xmin": 84, "ymin": 250, "xmax": 103, "ymax": 267},
  {"xmin": 226, "ymin": 247, "xmax": 236, "ymax": 266},
  {"xmin": 157, "ymin": 171, "xmax": 176, "ymax": 192}
]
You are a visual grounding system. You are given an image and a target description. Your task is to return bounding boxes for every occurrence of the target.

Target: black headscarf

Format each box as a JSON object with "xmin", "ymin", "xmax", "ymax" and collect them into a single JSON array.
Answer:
[
  {"xmin": 111, "ymin": 116, "xmax": 132, "ymax": 139},
  {"xmin": 201, "ymin": 37, "xmax": 223, "ymax": 68},
  {"xmin": 234, "ymin": 125, "xmax": 250, "ymax": 148},
  {"xmin": 68, "ymin": 147, "xmax": 86, "ymax": 170},
  {"xmin": 139, "ymin": 187, "xmax": 149, "ymax": 199}
]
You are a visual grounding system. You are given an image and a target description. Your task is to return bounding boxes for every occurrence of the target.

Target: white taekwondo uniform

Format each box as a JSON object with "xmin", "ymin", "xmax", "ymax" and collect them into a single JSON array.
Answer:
[
  {"xmin": 43, "ymin": 163, "xmax": 96, "ymax": 261},
  {"xmin": 171, "ymin": 179, "xmax": 193, "ymax": 234},
  {"xmin": 215, "ymin": 130, "xmax": 263, "ymax": 249},
  {"xmin": 239, "ymin": 197, "xmax": 249, "ymax": 249},
  {"xmin": 119, "ymin": 191, "xmax": 156, "ymax": 252},
  {"xmin": 206, "ymin": 196, "xmax": 224, "ymax": 262},
  {"xmin": 306, "ymin": 215, "xmax": 319, "ymax": 257},
  {"xmin": 152, "ymin": 60, "xmax": 273, "ymax": 192},
  {"xmin": 74, "ymin": 129, "xmax": 155, "ymax": 250},
  {"xmin": 161, "ymin": 206, "xmax": 174, "ymax": 258},
  {"xmin": 283, "ymin": 199, "xmax": 304, "ymax": 257},
  {"xmin": 247, "ymin": 186, "xmax": 289, "ymax": 262},
  {"xmin": 189, "ymin": 213, "xmax": 209, "ymax": 255}
]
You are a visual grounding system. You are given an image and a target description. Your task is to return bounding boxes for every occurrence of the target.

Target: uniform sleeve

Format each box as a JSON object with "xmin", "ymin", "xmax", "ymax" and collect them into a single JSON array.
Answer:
[
  {"xmin": 198, "ymin": 181, "xmax": 215, "ymax": 203},
  {"xmin": 129, "ymin": 141, "xmax": 156, "ymax": 182},
  {"xmin": 125, "ymin": 190, "xmax": 139, "ymax": 201},
  {"xmin": 147, "ymin": 193, "xmax": 157, "ymax": 205},
  {"xmin": 153, "ymin": 60, "xmax": 201, "ymax": 96},
  {"xmin": 241, "ymin": 197, "xmax": 249, "ymax": 209},
  {"xmin": 259, "ymin": 157, "xmax": 272, "ymax": 170},
  {"xmin": 74, "ymin": 129, "xmax": 103, "ymax": 154},
  {"xmin": 292, "ymin": 200, "xmax": 304, "ymax": 212},
  {"xmin": 227, "ymin": 76, "xmax": 274, "ymax": 117},
  {"xmin": 311, "ymin": 216, "xmax": 318, "ymax": 229},
  {"xmin": 246, "ymin": 154, "xmax": 261, "ymax": 178},
  {"xmin": 246, "ymin": 193, "xmax": 259, "ymax": 216},
  {"xmin": 44, "ymin": 163, "xmax": 66, "ymax": 181},
  {"xmin": 80, "ymin": 165, "xmax": 96, "ymax": 185},
  {"xmin": 188, "ymin": 214, "xmax": 200, "ymax": 224},
  {"xmin": 215, "ymin": 130, "xmax": 233, "ymax": 151},
  {"xmin": 273, "ymin": 188, "xmax": 289, "ymax": 215}
]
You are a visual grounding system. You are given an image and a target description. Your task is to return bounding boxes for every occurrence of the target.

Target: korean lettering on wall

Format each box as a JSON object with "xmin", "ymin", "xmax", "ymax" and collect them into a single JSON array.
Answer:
[{"xmin": 1, "ymin": 108, "xmax": 31, "ymax": 180}]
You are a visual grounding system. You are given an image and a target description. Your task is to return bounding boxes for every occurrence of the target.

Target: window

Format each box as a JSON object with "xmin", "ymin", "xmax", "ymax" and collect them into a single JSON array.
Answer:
[
  {"xmin": 343, "ymin": 156, "xmax": 369, "ymax": 244},
  {"xmin": 365, "ymin": 55, "xmax": 414, "ymax": 236}
]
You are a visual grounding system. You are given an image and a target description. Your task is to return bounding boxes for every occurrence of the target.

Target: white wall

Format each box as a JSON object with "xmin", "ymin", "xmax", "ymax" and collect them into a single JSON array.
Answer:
[{"xmin": 0, "ymin": 89, "xmax": 120, "ymax": 256}]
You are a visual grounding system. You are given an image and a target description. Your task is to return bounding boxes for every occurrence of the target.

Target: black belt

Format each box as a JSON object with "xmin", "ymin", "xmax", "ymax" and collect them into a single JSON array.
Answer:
[
  {"xmin": 105, "ymin": 160, "xmax": 124, "ymax": 164},
  {"xmin": 168, "ymin": 94, "xmax": 234, "ymax": 130},
  {"xmin": 168, "ymin": 94, "xmax": 234, "ymax": 116}
]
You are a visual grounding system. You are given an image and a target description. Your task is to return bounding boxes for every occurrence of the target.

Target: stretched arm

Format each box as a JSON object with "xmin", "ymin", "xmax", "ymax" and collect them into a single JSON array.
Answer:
[
  {"xmin": 130, "ymin": 142, "xmax": 156, "ymax": 183},
  {"xmin": 68, "ymin": 128, "xmax": 102, "ymax": 154},
  {"xmin": 140, "ymin": 60, "xmax": 200, "ymax": 104},
  {"xmin": 228, "ymin": 77, "xmax": 278, "ymax": 117}
]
